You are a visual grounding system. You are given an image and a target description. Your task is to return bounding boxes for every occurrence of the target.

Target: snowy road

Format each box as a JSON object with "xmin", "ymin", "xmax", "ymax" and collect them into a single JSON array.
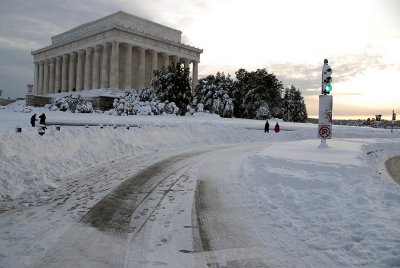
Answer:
[
  {"xmin": 193, "ymin": 144, "xmax": 334, "ymax": 267},
  {"xmin": 30, "ymin": 143, "xmax": 266, "ymax": 267}
]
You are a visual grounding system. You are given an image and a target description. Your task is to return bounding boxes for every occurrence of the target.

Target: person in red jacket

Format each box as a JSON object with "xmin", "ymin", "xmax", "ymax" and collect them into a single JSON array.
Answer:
[{"xmin": 274, "ymin": 122, "xmax": 280, "ymax": 133}]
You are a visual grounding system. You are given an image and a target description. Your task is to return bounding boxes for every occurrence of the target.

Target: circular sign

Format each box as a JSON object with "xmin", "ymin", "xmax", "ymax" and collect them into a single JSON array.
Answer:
[{"xmin": 319, "ymin": 126, "xmax": 331, "ymax": 138}]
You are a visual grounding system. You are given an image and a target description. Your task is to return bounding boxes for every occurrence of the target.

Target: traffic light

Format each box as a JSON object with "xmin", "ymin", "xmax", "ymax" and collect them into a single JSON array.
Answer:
[
  {"xmin": 393, "ymin": 111, "xmax": 397, "ymax": 121},
  {"xmin": 322, "ymin": 59, "xmax": 333, "ymax": 94}
]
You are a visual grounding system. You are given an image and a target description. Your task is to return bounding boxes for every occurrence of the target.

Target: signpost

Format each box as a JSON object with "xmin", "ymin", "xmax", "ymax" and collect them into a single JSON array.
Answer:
[
  {"xmin": 318, "ymin": 94, "xmax": 333, "ymax": 140},
  {"xmin": 392, "ymin": 110, "xmax": 396, "ymax": 133},
  {"xmin": 319, "ymin": 59, "xmax": 333, "ymax": 143}
]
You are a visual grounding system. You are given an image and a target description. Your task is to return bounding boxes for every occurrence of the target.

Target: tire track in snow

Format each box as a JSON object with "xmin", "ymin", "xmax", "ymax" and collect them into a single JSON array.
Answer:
[
  {"xmin": 385, "ymin": 156, "xmax": 400, "ymax": 185},
  {"xmin": 193, "ymin": 144, "xmax": 274, "ymax": 267},
  {"xmin": 34, "ymin": 149, "xmax": 212, "ymax": 268},
  {"xmin": 193, "ymin": 143, "xmax": 333, "ymax": 267}
]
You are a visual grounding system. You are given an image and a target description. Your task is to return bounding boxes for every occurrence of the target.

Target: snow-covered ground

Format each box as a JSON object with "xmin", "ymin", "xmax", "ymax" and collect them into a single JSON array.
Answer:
[{"xmin": 0, "ymin": 100, "xmax": 400, "ymax": 267}]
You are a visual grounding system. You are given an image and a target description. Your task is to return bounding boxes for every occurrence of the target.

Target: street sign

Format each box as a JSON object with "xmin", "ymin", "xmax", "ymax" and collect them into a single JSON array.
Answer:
[
  {"xmin": 319, "ymin": 94, "xmax": 333, "ymax": 139},
  {"xmin": 318, "ymin": 125, "xmax": 332, "ymax": 139}
]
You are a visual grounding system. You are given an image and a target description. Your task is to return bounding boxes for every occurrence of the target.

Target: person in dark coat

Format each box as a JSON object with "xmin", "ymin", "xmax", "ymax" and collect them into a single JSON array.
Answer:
[
  {"xmin": 30, "ymin": 113, "xmax": 37, "ymax": 127},
  {"xmin": 274, "ymin": 122, "xmax": 280, "ymax": 133},
  {"xmin": 38, "ymin": 113, "xmax": 47, "ymax": 129},
  {"xmin": 264, "ymin": 120, "xmax": 269, "ymax": 133}
]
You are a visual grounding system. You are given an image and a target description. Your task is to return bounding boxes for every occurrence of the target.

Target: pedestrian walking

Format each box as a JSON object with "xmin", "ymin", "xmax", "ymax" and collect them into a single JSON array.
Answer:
[
  {"xmin": 274, "ymin": 122, "xmax": 280, "ymax": 133},
  {"xmin": 264, "ymin": 120, "xmax": 269, "ymax": 133},
  {"xmin": 30, "ymin": 113, "xmax": 37, "ymax": 127},
  {"xmin": 39, "ymin": 113, "xmax": 47, "ymax": 129}
]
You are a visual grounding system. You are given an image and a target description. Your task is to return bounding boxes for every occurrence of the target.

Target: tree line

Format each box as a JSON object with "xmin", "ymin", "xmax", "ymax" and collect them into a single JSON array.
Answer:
[{"xmin": 151, "ymin": 64, "xmax": 308, "ymax": 122}]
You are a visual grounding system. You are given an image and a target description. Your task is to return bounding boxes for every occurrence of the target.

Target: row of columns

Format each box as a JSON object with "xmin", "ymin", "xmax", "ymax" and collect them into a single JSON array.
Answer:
[{"xmin": 34, "ymin": 41, "xmax": 199, "ymax": 96}]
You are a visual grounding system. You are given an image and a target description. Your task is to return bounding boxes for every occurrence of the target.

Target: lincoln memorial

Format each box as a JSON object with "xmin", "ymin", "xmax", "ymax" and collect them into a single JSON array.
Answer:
[{"xmin": 31, "ymin": 11, "xmax": 203, "ymax": 96}]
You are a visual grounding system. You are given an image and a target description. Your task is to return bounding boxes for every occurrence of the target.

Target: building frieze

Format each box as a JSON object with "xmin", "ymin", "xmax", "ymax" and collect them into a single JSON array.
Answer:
[{"xmin": 33, "ymin": 26, "xmax": 202, "ymax": 62}]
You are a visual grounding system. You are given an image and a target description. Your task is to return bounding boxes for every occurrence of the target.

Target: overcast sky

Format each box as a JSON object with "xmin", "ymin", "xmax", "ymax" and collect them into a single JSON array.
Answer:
[{"xmin": 0, "ymin": 0, "xmax": 399, "ymax": 118}]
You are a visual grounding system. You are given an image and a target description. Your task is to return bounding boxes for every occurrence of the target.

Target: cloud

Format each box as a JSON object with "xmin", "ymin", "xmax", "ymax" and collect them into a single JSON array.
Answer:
[{"xmin": 257, "ymin": 50, "xmax": 400, "ymax": 97}]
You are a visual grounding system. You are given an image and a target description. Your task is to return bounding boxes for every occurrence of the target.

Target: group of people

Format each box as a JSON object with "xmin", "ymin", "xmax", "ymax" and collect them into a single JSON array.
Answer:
[
  {"xmin": 264, "ymin": 120, "xmax": 280, "ymax": 133},
  {"xmin": 30, "ymin": 113, "xmax": 46, "ymax": 128}
]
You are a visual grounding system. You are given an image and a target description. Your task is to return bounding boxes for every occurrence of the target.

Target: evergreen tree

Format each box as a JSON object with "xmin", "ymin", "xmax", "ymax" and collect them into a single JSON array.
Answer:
[
  {"xmin": 151, "ymin": 64, "xmax": 192, "ymax": 115},
  {"xmin": 282, "ymin": 85, "xmax": 308, "ymax": 122},
  {"xmin": 194, "ymin": 72, "xmax": 234, "ymax": 118},
  {"xmin": 231, "ymin": 68, "xmax": 284, "ymax": 119}
]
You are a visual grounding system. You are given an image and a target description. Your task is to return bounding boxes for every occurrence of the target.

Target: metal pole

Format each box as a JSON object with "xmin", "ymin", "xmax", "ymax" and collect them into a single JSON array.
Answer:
[{"xmin": 392, "ymin": 110, "xmax": 394, "ymax": 133}]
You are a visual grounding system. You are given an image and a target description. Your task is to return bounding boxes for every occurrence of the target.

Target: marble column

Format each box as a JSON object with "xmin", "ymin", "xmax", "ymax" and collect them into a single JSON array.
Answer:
[
  {"xmin": 43, "ymin": 60, "xmax": 49, "ymax": 95},
  {"xmin": 49, "ymin": 58, "xmax": 55, "ymax": 93},
  {"xmin": 101, "ymin": 43, "xmax": 110, "ymax": 88},
  {"xmin": 192, "ymin": 61, "xmax": 199, "ymax": 94},
  {"xmin": 162, "ymin": 53, "xmax": 169, "ymax": 68},
  {"xmin": 61, "ymin": 54, "xmax": 69, "ymax": 92},
  {"xmin": 38, "ymin": 61, "xmax": 44, "ymax": 95},
  {"xmin": 84, "ymin": 48, "xmax": 92, "ymax": 90},
  {"xmin": 34, "ymin": 62, "xmax": 39, "ymax": 95},
  {"xmin": 183, "ymin": 58, "xmax": 190, "ymax": 69},
  {"xmin": 55, "ymin": 56, "xmax": 62, "ymax": 93},
  {"xmin": 92, "ymin": 45, "xmax": 101, "ymax": 89},
  {"xmin": 151, "ymin": 50, "xmax": 158, "ymax": 79},
  {"xmin": 137, "ymin": 47, "xmax": 145, "ymax": 88},
  {"xmin": 110, "ymin": 41, "xmax": 119, "ymax": 89},
  {"xmin": 171, "ymin": 56, "xmax": 178, "ymax": 67},
  {"xmin": 68, "ymin": 52, "xmax": 76, "ymax": 91},
  {"xmin": 125, "ymin": 44, "xmax": 132, "ymax": 89},
  {"xmin": 76, "ymin": 50, "xmax": 84, "ymax": 91}
]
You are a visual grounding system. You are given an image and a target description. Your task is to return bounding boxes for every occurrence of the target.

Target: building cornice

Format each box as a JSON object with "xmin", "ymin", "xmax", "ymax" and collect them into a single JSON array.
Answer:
[{"xmin": 32, "ymin": 23, "xmax": 203, "ymax": 56}]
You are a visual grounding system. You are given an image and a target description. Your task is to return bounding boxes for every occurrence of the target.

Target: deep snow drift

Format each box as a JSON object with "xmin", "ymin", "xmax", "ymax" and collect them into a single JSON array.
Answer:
[{"xmin": 0, "ymin": 100, "xmax": 400, "ymax": 267}]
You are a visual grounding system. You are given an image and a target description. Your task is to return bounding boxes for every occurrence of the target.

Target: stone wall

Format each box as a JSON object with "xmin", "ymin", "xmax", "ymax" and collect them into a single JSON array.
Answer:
[
  {"xmin": 25, "ymin": 95, "xmax": 52, "ymax": 107},
  {"xmin": 86, "ymin": 96, "xmax": 115, "ymax": 111},
  {"xmin": 25, "ymin": 95, "xmax": 115, "ymax": 111},
  {"xmin": 0, "ymin": 99, "xmax": 18, "ymax": 106}
]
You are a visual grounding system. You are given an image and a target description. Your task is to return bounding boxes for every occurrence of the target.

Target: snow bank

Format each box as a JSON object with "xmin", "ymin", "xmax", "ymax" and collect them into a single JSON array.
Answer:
[
  {"xmin": 0, "ymin": 120, "xmax": 269, "ymax": 201},
  {"xmin": 246, "ymin": 138, "xmax": 400, "ymax": 267},
  {"xmin": 260, "ymin": 139, "xmax": 364, "ymax": 166}
]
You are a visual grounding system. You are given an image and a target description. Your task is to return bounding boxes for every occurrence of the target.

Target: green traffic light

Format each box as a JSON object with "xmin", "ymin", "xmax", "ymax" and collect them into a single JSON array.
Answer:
[{"xmin": 325, "ymin": 84, "xmax": 332, "ymax": 93}]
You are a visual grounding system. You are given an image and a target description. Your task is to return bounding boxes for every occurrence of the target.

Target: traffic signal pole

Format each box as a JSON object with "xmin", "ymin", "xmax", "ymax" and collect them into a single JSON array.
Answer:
[
  {"xmin": 319, "ymin": 59, "xmax": 333, "ymax": 144},
  {"xmin": 392, "ymin": 110, "xmax": 397, "ymax": 133}
]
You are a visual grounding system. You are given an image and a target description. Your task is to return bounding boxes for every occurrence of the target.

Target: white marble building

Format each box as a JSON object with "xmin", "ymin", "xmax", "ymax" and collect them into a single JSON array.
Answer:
[{"xmin": 31, "ymin": 11, "xmax": 203, "ymax": 96}]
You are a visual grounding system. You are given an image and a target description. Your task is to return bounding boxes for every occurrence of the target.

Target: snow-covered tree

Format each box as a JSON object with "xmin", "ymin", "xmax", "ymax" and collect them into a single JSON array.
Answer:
[
  {"xmin": 232, "ymin": 68, "xmax": 284, "ymax": 119},
  {"xmin": 255, "ymin": 102, "xmax": 270, "ymax": 120},
  {"xmin": 110, "ymin": 89, "xmax": 179, "ymax": 116},
  {"xmin": 151, "ymin": 64, "xmax": 192, "ymax": 115},
  {"xmin": 194, "ymin": 72, "xmax": 234, "ymax": 118},
  {"xmin": 47, "ymin": 94, "xmax": 93, "ymax": 113},
  {"xmin": 282, "ymin": 86, "xmax": 308, "ymax": 122}
]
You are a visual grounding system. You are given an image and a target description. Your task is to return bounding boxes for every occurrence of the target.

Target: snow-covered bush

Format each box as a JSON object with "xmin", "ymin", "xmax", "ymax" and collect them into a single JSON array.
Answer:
[
  {"xmin": 255, "ymin": 103, "xmax": 270, "ymax": 120},
  {"xmin": 194, "ymin": 73, "xmax": 234, "ymax": 118},
  {"xmin": 47, "ymin": 94, "xmax": 93, "ymax": 113},
  {"xmin": 151, "ymin": 64, "xmax": 192, "ymax": 115},
  {"xmin": 110, "ymin": 89, "xmax": 179, "ymax": 116}
]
